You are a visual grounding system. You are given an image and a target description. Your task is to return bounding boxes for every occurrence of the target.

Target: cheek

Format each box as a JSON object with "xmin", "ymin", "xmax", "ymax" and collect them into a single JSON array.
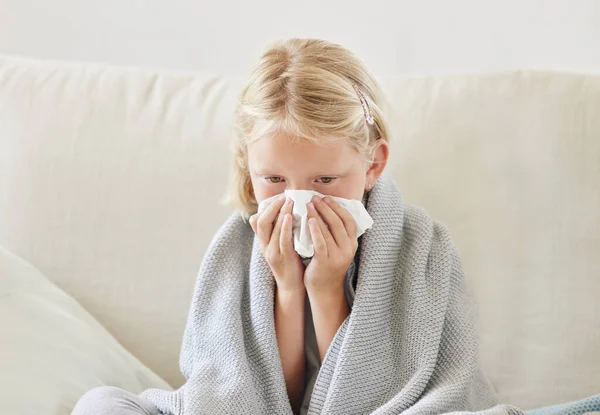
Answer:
[
  {"xmin": 323, "ymin": 178, "xmax": 364, "ymax": 200},
  {"xmin": 250, "ymin": 178, "xmax": 282, "ymax": 204}
]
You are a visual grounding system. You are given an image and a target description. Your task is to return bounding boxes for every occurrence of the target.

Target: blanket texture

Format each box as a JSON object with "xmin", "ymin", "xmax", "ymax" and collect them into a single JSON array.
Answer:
[{"xmin": 141, "ymin": 174, "xmax": 524, "ymax": 414}]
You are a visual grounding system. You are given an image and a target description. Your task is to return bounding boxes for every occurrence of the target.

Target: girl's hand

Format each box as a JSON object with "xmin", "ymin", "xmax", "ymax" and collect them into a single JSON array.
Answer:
[
  {"xmin": 303, "ymin": 195, "xmax": 358, "ymax": 296},
  {"xmin": 249, "ymin": 195, "xmax": 305, "ymax": 293}
]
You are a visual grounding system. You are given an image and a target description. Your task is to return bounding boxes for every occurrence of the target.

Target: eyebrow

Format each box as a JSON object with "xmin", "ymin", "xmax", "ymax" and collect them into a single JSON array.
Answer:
[
  {"xmin": 249, "ymin": 162, "xmax": 350, "ymax": 177},
  {"xmin": 252, "ymin": 170, "xmax": 343, "ymax": 176}
]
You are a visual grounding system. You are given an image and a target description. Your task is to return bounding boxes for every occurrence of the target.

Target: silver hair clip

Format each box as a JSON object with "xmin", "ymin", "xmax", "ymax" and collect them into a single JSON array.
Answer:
[{"xmin": 353, "ymin": 84, "xmax": 375, "ymax": 125}]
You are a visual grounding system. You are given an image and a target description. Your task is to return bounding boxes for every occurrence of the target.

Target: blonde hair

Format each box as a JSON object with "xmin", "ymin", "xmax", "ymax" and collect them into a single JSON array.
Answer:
[{"xmin": 226, "ymin": 38, "xmax": 391, "ymax": 218}]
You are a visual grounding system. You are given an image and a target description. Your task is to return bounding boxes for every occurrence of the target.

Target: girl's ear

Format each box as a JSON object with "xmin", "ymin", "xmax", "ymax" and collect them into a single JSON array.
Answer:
[{"xmin": 365, "ymin": 141, "xmax": 389, "ymax": 191}]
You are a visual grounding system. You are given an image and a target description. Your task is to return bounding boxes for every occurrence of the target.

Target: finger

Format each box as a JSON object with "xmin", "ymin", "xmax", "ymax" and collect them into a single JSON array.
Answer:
[
  {"xmin": 249, "ymin": 214, "xmax": 257, "ymax": 233},
  {"xmin": 281, "ymin": 196, "xmax": 294, "ymax": 217},
  {"xmin": 307, "ymin": 202, "xmax": 335, "ymax": 253},
  {"xmin": 280, "ymin": 213, "xmax": 295, "ymax": 255},
  {"xmin": 323, "ymin": 196, "xmax": 357, "ymax": 240},
  {"xmin": 308, "ymin": 217, "xmax": 328, "ymax": 257},
  {"xmin": 279, "ymin": 198, "xmax": 295, "ymax": 254},
  {"xmin": 270, "ymin": 209, "xmax": 285, "ymax": 254},
  {"xmin": 312, "ymin": 196, "xmax": 348, "ymax": 246},
  {"xmin": 270, "ymin": 196, "xmax": 293, "ymax": 245},
  {"xmin": 257, "ymin": 194, "xmax": 286, "ymax": 246}
]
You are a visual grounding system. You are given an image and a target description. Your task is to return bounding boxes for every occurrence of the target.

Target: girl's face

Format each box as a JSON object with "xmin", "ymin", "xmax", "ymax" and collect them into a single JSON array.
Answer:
[{"xmin": 247, "ymin": 131, "xmax": 388, "ymax": 204}]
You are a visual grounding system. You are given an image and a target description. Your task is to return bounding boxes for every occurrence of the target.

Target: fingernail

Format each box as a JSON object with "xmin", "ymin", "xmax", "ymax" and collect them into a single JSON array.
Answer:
[
  {"xmin": 323, "ymin": 196, "xmax": 332, "ymax": 204},
  {"xmin": 308, "ymin": 202, "xmax": 315, "ymax": 210}
]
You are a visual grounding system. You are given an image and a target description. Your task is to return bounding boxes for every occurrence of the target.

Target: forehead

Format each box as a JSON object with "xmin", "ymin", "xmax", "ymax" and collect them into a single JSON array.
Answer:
[{"xmin": 247, "ymin": 133, "xmax": 360, "ymax": 172}]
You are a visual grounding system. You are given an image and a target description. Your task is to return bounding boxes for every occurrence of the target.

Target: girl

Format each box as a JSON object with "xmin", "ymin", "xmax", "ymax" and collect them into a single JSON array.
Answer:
[{"xmin": 73, "ymin": 38, "xmax": 523, "ymax": 415}]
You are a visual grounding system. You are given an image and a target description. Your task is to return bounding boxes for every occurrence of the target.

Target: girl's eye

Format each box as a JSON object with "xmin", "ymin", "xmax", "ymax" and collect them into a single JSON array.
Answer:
[
  {"xmin": 318, "ymin": 177, "xmax": 336, "ymax": 184},
  {"xmin": 266, "ymin": 177, "xmax": 283, "ymax": 183}
]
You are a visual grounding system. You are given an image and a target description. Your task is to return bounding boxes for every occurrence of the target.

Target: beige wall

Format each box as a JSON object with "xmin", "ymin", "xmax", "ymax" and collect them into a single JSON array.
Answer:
[{"xmin": 1, "ymin": 0, "xmax": 600, "ymax": 77}]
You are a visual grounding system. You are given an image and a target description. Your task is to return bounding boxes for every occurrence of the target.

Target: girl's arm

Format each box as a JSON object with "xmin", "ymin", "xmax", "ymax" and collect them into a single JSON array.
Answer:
[
  {"xmin": 275, "ymin": 287, "xmax": 306, "ymax": 414},
  {"xmin": 308, "ymin": 286, "xmax": 350, "ymax": 361}
]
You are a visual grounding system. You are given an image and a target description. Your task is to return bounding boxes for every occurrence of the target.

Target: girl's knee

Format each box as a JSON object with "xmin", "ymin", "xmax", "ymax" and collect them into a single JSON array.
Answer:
[{"xmin": 72, "ymin": 386, "xmax": 157, "ymax": 415}]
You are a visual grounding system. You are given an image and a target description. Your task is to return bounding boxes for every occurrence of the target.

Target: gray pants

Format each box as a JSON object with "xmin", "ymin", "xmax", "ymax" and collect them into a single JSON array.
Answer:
[{"xmin": 72, "ymin": 386, "xmax": 160, "ymax": 415}]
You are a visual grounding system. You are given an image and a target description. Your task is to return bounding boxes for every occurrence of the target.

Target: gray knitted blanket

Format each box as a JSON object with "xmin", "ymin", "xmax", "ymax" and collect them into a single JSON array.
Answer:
[{"xmin": 141, "ymin": 174, "xmax": 524, "ymax": 415}]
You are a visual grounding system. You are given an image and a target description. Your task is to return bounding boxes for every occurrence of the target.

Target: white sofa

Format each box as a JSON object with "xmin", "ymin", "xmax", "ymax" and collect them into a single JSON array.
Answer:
[{"xmin": 1, "ymin": 55, "xmax": 599, "ymax": 414}]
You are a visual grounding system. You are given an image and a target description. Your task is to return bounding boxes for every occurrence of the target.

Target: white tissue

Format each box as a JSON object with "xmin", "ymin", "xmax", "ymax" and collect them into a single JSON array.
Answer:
[{"xmin": 257, "ymin": 190, "xmax": 374, "ymax": 258}]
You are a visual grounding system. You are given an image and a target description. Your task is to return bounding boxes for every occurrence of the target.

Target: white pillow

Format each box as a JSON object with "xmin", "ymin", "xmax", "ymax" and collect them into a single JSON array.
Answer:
[{"xmin": 0, "ymin": 245, "xmax": 172, "ymax": 415}]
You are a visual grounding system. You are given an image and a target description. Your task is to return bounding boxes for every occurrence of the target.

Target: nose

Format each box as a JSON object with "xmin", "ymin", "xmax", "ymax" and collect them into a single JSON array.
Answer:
[{"xmin": 285, "ymin": 182, "xmax": 314, "ymax": 192}]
